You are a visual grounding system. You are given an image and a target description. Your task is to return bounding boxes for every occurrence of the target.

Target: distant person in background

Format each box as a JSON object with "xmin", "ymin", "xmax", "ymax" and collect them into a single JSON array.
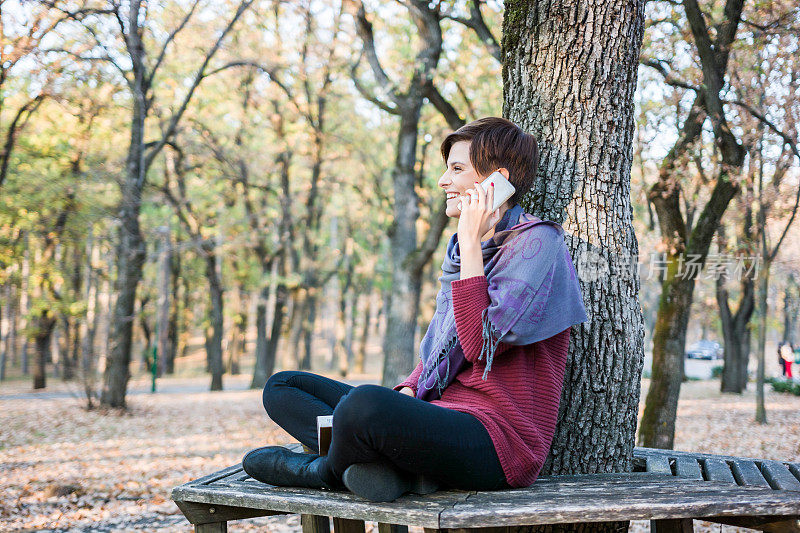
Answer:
[
  {"xmin": 778, "ymin": 342, "xmax": 788, "ymax": 377},
  {"xmin": 779, "ymin": 341, "xmax": 794, "ymax": 379}
]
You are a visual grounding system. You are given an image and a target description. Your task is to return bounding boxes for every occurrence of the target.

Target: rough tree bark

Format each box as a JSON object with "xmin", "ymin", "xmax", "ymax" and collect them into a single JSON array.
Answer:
[{"xmin": 503, "ymin": 7, "xmax": 646, "ymax": 533}]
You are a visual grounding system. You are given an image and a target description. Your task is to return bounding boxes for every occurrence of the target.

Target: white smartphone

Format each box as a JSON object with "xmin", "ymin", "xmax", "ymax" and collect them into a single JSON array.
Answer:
[{"xmin": 479, "ymin": 170, "xmax": 516, "ymax": 212}]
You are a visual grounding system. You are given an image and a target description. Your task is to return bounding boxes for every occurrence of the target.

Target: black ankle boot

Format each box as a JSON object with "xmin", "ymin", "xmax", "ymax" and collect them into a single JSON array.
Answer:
[
  {"xmin": 342, "ymin": 462, "xmax": 439, "ymax": 502},
  {"xmin": 242, "ymin": 446, "xmax": 343, "ymax": 490}
]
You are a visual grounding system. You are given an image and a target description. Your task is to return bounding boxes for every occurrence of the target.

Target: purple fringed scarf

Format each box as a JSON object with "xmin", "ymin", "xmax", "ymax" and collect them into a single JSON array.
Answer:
[{"xmin": 416, "ymin": 203, "xmax": 589, "ymax": 401}]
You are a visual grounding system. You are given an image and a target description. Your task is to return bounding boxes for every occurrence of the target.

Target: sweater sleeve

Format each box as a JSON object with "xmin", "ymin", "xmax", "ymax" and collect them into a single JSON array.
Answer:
[
  {"xmin": 393, "ymin": 357, "xmax": 424, "ymax": 396},
  {"xmin": 451, "ymin": 274, "xmax": 514, "ymax": 363}
]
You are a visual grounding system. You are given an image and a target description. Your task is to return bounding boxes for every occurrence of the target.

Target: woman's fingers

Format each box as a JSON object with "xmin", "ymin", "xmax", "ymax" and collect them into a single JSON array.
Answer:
[{"xmin": 475, "ymin": 181, "xmax": 485, "ymax": 210}]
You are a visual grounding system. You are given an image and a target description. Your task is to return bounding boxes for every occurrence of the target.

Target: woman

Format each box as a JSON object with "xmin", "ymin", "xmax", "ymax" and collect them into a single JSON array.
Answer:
[{"xmin": 242, "ymin": 117, "xmax": 588, "ymax": 502}]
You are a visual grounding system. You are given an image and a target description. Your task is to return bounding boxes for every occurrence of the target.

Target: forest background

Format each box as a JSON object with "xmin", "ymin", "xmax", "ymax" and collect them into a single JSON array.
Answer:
[{"xmin": 1, "ymin": 0, "xmax": 799, "ymax": 530}]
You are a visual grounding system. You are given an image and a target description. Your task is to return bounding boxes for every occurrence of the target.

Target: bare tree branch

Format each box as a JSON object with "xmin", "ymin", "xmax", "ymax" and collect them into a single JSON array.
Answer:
[
  {"xmin": 147, "ymin": 0, "xmax": 201, "ymax": 86},
  {"xmin": 350, "ymin": 52, "xmax": 398, "ymax": 115},
  {"xmin": 640, "ymin": 56, "xmax": 699, "ymax": 92},
  {"xmin": 143, "ymin": 0, "xmax": 254, "ymax": 175},
  {"xmin": 351, "ymin": 1, "xmax": 404, "ymax": 107}
]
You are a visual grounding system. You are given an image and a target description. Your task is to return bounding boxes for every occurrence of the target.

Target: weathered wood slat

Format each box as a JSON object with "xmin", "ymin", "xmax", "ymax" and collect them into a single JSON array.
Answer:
[
  {"xmin": 789, "ymin": 464, "xmax": 800, "ymax": 480},
  {"xmin": 172, "ymin": 483, "xmax": 460, "ymax": 527},
  {"xmin": 377, "ymin": 523, "xmax": 409, "ymax": 533},
  {"xmin": 181, "ymin": 465, "xmax": 244, "ymax": 487},
  {"xmin": 703, "ymin": 514, "xmax": 800, "ymax": 533},
  {"xmin": 650, "ymin": 518, "xmax": 693, "ymax": 533},
  {"xmin": 174, "ymin": 500, "xmax": 283, "ymax": 524},
  {"xmin": 731, "ymin": 460, "xmax": 772, "ymax": 488},
  {"xmin": 674, "ymin": 457, "xmax": 703, "ymax": 479},
  {"xmin": 761, "ymin": 461, "xmax": 800, "ymax": 491},
  {"xmin": 636, "ymin": 446, "xmax": 794, "ymax": 469},
  {"xmin": 646, "ymin": 455, "xmax": 672, "ymax": 475},
  {"xmin": 702, "ymin": 458, "xmax": 736, "ymax": 484},
  {"xmin": 333, "ymin": 517, "xmax": 366, "ymax": 533},
  {"xmin": 438, "ymin": 479, "xmax": 800, "ymax": 528},
  {"xmin": 302, "ymin": 514, "xmax": 330, "ymax": 533}
]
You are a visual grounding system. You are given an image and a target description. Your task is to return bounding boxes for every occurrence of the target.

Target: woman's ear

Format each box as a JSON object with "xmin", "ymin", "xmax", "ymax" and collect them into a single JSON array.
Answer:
[{"xmin": 497, "ymin": 168, "xmax": 511, "ymax": 180}]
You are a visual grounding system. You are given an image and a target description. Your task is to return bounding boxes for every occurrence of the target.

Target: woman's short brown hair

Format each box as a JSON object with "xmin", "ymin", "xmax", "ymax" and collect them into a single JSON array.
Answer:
[{"xmin": 440, "ymin": 117, "xmax": 539, "ymax": 207}]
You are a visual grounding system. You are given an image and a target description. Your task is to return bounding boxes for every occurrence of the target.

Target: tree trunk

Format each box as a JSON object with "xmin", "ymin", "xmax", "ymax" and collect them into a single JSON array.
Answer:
[
  {"xmin": 755, "ymin": 260, "xmax": 769, "ymax": 424},
  {"xmin": 5, "ymin": 283, "xmax": 19, "ymax": 372},
  {"xmin": 80, "ymin": 229, "xmax": 99, "ymax": 408},
  {"xmin": 300, "ymin": 291, "xmax": 319, "ymax": 371},
  {"xmin": 251, "ymin": 287, "xmax": 269, "ymax": 389},
  {"xmin": 166, "ymin": 250, "xmax": 180, "ymax": 374},
  {"xmin": 503, "ymin": 0, "xmax": 646, "ymax": 506},
  {"xmin": 33, "ymin": 313, "xmax": 56, "ymax": 390},
  {"xmin": 718, "ymin": 269, "xmax": 755, "ymax": 393},
  {"xmin": 0, "ymin": 284, "xmax": 6, "ymax": 381},
  {"xmin": 380, "ymin": 110, "xmax": 425, "ymax": 387},
  {"xmin": 783, "ymin": 273, "xmax": 799, "ymax": 345},
  {"xmin": 101, "ymin": 81, "xmax": 147, "ymax": 409},
  {"xmin": 156, "ymin": 228, "xmax": 171, "ymax": 378},
  {"xmin": 228, "ymin": 284, "xmax": 248, "ymax": 375},
  {"xmin": 19, "ymin": 234, "xmax": 30, "ymax": 375},
  {"xmin": 288, "ymin": 288, "xmax": 307, "ymax": 370},
  {"xmin": 355, "ymin": 289, "xmax": 372, "ymax": 374},
  {"xmin": 345, "ymin": 286, "xmax": 358, "ymax": 373},
  {"xmin": 203, "ymin": 246, "xmax": 224, "ymax": 391}
]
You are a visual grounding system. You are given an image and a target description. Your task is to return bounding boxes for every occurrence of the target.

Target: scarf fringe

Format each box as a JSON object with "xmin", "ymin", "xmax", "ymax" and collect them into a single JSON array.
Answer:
[
  {"xmin": 420, "ymin": 334, "xmax": 459, "ymax": 396},
  {"xmin": 479, "ymin": 307, "xmax": 501, "ymax": 381}
]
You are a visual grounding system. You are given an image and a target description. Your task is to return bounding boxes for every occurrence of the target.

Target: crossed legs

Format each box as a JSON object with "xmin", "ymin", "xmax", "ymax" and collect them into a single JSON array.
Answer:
[{"xmin": 262, "ymin": 371, "xmax": 509, "ymax": 491}]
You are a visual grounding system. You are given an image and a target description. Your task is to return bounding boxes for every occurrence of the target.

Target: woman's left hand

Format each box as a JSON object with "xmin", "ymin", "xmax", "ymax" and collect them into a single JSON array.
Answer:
[{"xmin": 457, "ymin": 180, "xmax": 501, "ymax": 249}]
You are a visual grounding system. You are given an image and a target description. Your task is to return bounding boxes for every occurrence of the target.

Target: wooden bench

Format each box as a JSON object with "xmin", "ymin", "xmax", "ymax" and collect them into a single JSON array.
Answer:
[{"xmin": 171, "ymin": 444, "xmax": 800, "ymax": 533}]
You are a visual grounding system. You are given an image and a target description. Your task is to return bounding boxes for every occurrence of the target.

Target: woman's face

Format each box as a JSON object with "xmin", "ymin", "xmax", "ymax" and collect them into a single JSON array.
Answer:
[{"xmin": 438, "ymin": 140, "xmax": 488, "ymax": 218}]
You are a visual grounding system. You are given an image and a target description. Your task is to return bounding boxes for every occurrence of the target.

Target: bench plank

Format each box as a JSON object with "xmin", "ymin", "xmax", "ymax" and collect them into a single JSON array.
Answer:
[
  {"xmin": 731, "ymin": 460, "xmax": 772, "ymax": 488},
  {"xmin": 761, "ymin": 461, "xmax": 800, "ymax": 491},
  {"xmin": 174, "ymin": 500, "xmax": 283, "ymax": 525},
  {"xmin": 702, "ymin": 458, "xmax": 736, "ymax": 484},
  {"xmin": 674, "ymin": 457, "xmax": 703, "ymax": 480},
  {"xmin": 645, "ymin": 455, "xmax": 672, "ymax": 475},
  {"xmin": 438, "ymin": 477, "xmax": 800, "ymax": 528}
]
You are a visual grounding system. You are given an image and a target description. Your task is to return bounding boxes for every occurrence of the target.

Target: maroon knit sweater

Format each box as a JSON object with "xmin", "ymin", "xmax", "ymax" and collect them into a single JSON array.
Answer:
[{"xmin": 393, "ymin": 274, "xmax": 571, "ymax": 488}]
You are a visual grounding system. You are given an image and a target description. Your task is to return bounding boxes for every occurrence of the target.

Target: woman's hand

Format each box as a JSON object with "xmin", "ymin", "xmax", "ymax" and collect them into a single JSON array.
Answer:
[
  {"xmin": 398, "ymin": 387, "xmax": 414, "ymax": 397},
  {"xmin": 457, "ymin": 180, "xmax": 501, "ymax": 250}
]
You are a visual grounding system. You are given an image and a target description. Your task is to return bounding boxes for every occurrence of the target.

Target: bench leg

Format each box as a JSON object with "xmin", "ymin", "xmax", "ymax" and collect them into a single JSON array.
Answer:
[
  {"xmin": 651, "ymin": 518, "xmax": 693, "ymax": 533},
  {"xmin": 196, "ymin": 522, "xmax": 227, "ymax": 533},
  {"xmin": 379, "ymin": 524, "xmax": 409, "ymax": 533},
  {"xmin": 303, "ymin": 514, "xmax": 331, "ymax": 533},
  {"xmin": 334, "ymin": 517, "xmax": 366, "ymax": 533}
]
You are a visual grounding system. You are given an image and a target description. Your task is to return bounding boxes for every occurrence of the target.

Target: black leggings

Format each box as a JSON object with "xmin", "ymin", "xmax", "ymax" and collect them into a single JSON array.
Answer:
[{"xmin": 262, "ymin": 371, "xmax": 510, "ymax": 490}]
